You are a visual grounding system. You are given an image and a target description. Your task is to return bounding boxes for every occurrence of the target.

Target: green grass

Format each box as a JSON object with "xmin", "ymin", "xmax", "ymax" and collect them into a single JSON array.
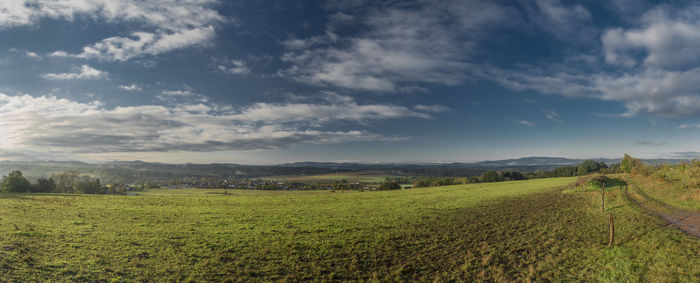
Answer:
[
  {"xmin": 626, "ymin": 174, "xmax": 700, "ymax": 211},
  {"xmin": 1, "ymin": 177, "xmax": 698, "ymax": 281}
]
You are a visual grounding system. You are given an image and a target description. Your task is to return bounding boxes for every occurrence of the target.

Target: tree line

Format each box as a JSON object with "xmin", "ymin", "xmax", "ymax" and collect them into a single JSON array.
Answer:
[
  {"xmin": 412, "ymin": 159, "xmax": 611, "ymax": 188},
  {"xmin": 1, "ymin": 170, "xmax": 112, "ymax": 194}
]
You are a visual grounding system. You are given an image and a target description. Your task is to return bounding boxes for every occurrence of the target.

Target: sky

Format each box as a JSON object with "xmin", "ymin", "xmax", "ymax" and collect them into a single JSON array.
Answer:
[{"xmin": 1, "ymin": 0, "xmax": 700, "ymax": 164}]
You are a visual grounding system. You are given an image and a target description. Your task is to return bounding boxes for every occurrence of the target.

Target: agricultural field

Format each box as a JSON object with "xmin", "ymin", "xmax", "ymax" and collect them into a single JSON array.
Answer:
[
  {"xmin": 1, "ymin": 177, "xmax": 698, "ymax": 281},
  {"xmin": 264, "ymin": 171, "xmax": 397, "ymax": 184}
]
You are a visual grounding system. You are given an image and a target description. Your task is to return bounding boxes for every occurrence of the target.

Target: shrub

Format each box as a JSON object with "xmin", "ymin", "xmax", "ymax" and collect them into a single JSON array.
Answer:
[
  {"xmin": 651, "ymin": 167, "xmax": 672, "ymax": 183},
  {"xmin": 377, "ymin": 181, "xmax": 401, "ymax": 190},
  {"xmin": 75, "ymin": 181, "xmax": 103, "ymax": 194},
  {"xmin": 586, "ymin": 175, "xmax": 610, "ymax": 189}
]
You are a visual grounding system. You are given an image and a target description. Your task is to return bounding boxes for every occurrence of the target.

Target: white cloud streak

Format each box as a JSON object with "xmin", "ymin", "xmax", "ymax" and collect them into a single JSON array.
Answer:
[
  {"xmin": 119, "ymin": 84, "xmax": 141, "ymax": 91},
  {"xmin": 232, "ymin": 94, "xmax": 433, "ymax": 123},
  {"xmin": 679, "ymin": 123, "xmax": 700, "ymax": 129},
  {"xmin": 543, "ymin": 110, "xmax": 563, "ymax": 123},
  {"xmin": 42, "ymin": 65, "xmax": 107, "ymax": 80},
  {"xmin": 414, "ymin": 104, "xmax": 450, "ymax": 113},
  {"xmin": 118, "ymin": 84, "xmax": 140, "ymax": 91},
  {"xmin": 51, "ymin": 27, "xmax": 216, "ymax": 61},
  {"xmin": 516, "ymin": 120, "xmax": 535, "ymax": 126}
]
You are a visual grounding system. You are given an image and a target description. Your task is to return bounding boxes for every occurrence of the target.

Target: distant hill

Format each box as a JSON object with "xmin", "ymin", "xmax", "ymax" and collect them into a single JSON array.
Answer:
[
  {"xmin": 0, "ymin": 157, "xmax": 685, "ymax": 183},
  {"xmin": 470, "ymin": 157, "xmax": 620, "ymax": 167}
]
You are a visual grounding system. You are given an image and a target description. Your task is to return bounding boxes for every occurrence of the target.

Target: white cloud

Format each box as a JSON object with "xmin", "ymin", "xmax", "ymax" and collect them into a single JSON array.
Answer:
[
  {"xmin": 161, "ymin": 90, "xmax": 195, "ymax": 97},
  {"xmin": 51, "ymin": 27, "xmax": 216, "ymax": 61},
  {"xmin": 157, "ymin": 89, "xmax": 208, "ymax": 104},
  {"xmin": 485, "ymin": 64, "xmax": 700, "ymax": 118},
  {"xmin": 25, "ymin": 51, "xmax": 41, "ymax": 59},
  {"xmin": 42, "ymin": 65, "xmax": 107, "ymax": 80},
  {"xmin": 679, "ymin": 124, "xmax": 700, "ymax": 129},
  {"xmin": 9, "ymin": 48, "xmax": 42, "ymax": 59},
  {"xmin": 231, "ymin": 94, "xmax": 433, "ymax": 123},
  {"xmin": 475, "ymin": 3, "xmax": 700, "ymax": 119},
  {"xmin": 119, "ymin": 84, "xmax": 141, "ymax": 91},
  {"xmin": 281, "ymin": 0, "xmax": 518, "ymax": 92},
  {"xmin": 0, "ymin": 0, "xmax": 223, "ymax": 30},
  {"xmin": 217, "ymin": 60, "xmax": 250, "ymax": 75},
  {"xmin": 0, "ymin": 0, "xmax": 224, "ymax": 61},
  {"xmin": 0, "ymin": 93, "xmax": 438, "ymax": 154},
  {"xmin": 602, "ymin": 6, "xmax": 700, "ymax": 70},
  {"xmin": 516, "ymin": 120, "xmax": 535, "ymax": 126}
]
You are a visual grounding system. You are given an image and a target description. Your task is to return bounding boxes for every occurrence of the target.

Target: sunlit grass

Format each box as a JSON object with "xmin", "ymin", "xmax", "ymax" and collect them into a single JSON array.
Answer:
[
  {"xmin": 627, "ymin": 174, "xmax": 700, "ymax": 211},
  {"xmin": 0, "ymin": 177, "xmax": 697, "ymax": 281}
]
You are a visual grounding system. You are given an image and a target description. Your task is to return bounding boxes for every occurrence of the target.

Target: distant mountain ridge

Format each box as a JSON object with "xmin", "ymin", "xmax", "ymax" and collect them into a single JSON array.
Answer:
[
  {"xmin": 0, "ymin": 156, "xmax": 686, "ymax": 182},
  {"xmin": 468, "ymin": 157, "xmax": 621, "ymax": 167}
]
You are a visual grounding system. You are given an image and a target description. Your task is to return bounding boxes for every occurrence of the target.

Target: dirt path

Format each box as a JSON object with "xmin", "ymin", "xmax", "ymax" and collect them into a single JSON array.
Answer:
[{"xmin": 624, "ymin": 180, "xmax": 700, "ymax": 239}]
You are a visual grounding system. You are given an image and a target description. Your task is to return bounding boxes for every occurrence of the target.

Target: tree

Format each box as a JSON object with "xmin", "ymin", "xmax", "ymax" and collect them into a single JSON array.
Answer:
[
  {"xmin": 534, "ymin": 170, "xmax": 547, "ymax": 178},
  {"xmin": 607, "ymin": 163, "xmax": 621, "ymax": 174},
  {"xmin": 1, "ymin": 171, "xmax": 31, "ymax": 193},
  {"xmin": 31, "ymin": 177, "xmax": 56, "ymax": 193},
  {"xmin": 481, "ymin": 170, "xmax": 503, "ymax": 182},
  {"xmin": 577, "ymin": 160, "xmax": 607, "ymax": 176},
  {"xmin": 552, "ymin": 166, "xmax": 577, "ymax": 177},
  {"xmin": 619, "ymin": 154, "xmax": 642, "ymax": 174},
  {"xmin": 500, "ymin": 171, "xmax": 524, "ymax": 181},
  {"xmin": 377, "ymin": 181, "xmax": 401, "ymax": 190},
  {"xmin": 51, "ymin": 170, "xmax": 80, "ymax": 193}
]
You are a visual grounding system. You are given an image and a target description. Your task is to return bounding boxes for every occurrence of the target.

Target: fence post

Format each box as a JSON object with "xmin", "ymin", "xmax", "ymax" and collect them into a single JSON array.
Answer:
[
  {"xmin": 608, "ymin": 213, "xmax": 614, "ymax": 248},
  {"xmin": 601, "ymin": 181, "xmax": 605, "ymax": 212}
]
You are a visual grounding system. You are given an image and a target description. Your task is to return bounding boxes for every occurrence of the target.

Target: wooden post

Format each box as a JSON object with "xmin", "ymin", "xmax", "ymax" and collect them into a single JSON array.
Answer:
[
  {"xmin": 601, "ymin": 181, "xmax": 605, "ymax": 212},
  {"xmin": 608, "ymin": 213, "xmax": 614, "ymax": 248}
]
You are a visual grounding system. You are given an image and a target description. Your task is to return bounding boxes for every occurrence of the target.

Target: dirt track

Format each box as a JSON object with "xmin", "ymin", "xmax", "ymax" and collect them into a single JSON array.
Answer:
[{"xmin": 625, "ymin": 181, "xmax": 700, "ymax": 239}]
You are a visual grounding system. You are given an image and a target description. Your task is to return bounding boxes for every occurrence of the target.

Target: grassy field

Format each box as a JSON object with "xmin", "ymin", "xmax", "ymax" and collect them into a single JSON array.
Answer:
[
  {"xmin": 264, "ymin": 171, "xmax": 396, "ymax": 183},
  {"xmin": 1, "ymin": 177, "xmax": 698, "ymax": 281},
  {"xmin": 626, "ymin": 174, "xmax": 700, "ymax": 211}
]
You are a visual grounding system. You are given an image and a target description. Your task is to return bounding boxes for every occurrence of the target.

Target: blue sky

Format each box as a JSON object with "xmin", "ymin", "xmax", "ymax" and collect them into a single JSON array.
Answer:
[{"xmin": 1, "ymin": 0, "xmax": 700, "ymax": 164}]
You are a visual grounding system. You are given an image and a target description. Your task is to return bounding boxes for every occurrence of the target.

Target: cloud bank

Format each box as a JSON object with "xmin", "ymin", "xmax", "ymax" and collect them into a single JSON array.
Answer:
[{"xmin": 0, "ymin": 93, "xmax": 444, "ymax": 154}]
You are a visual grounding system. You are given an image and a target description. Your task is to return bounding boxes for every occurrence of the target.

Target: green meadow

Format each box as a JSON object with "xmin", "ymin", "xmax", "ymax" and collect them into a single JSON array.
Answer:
[{"xmin": 1, "ymin": 177, "xmax": 698, "ymax": 281}]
